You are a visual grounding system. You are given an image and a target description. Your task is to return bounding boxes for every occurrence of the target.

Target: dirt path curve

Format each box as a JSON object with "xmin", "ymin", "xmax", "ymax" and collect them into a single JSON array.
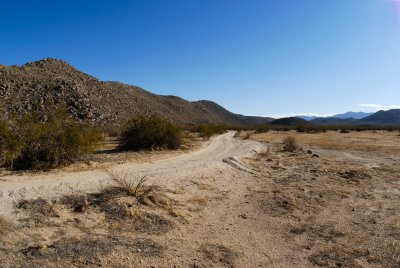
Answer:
[{"xmin": 0, "ymin": 131, "xmax": 264, "ymax": 217}]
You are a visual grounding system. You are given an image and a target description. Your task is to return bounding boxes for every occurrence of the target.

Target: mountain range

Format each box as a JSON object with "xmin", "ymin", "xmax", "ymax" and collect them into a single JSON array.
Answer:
[
  {"xmin": 297, "ymin": 111, "xmax": 373, "ymax": 121},
  {"xmin": 294, "ymin": 110, "xmax": 400, "ymax": 126},
  {"xmin": 0, "ymin": 58, "xmax": 399, "ymax": 127},
  {"xmin": 0, "ymin": 58, "xmax": 272, "ymax": 127}
]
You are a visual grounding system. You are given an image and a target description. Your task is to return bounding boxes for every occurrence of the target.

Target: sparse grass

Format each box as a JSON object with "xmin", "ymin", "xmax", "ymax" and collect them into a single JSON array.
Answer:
[
  {"xmin": 187, "ymin": 196, "xmax": 208, "ymax": 206},
  {"xmin": 60, "ymin": 195, "xmax": 89, "ymax": 212},
  {"xmin": 17, "ymin": 198, "xmax": 59, "ymax": 218},
  {"xmin": 282, "ymin": 136, "xmax": 298, "ymax": 152},
  {"xmin": 251, "ymin": 130, "xmax": 400, "ymax": 154},
  {"xmin": 3, "ymin": 173, "xmax": 178, "ymax": 265},
  {"xmin": 339, "ymin": 169, "xmax": 372, "ymax": 182},
  {"xmin": 201, "ymin": 243, "xmax": 237, "ymax": 267},
  {"xmin": 19, "ymin": 236, "xmax": 117, "ymax": 265},
  {"xmin": 132, "ymin": 238, "xmax": 164, "ymax": 256}
]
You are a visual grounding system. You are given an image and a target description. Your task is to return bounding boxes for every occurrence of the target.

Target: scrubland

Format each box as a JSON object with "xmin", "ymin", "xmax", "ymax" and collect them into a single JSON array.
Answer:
[{"xmin": 0, "ymin": 130, "xmax": 399, "ymax": 267}]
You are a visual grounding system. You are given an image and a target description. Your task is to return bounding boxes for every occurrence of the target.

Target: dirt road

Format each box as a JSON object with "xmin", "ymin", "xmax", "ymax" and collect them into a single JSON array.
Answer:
[
  {"xmin": 1, "ymin": 131, "xmax": 289, "ymax": 267},
  {"xmin": 2, "ymin": 131, "xmax": 397, "ymax": 267},
  {"xmin": 0, "ymin": 131, "xmax": 262, "ymax": 219}
]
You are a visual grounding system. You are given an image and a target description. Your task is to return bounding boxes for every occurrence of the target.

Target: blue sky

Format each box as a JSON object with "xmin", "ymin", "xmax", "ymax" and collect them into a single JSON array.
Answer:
[{"xmin": 1, "ymin": 0, "xmax": 399, "ymax": 117}]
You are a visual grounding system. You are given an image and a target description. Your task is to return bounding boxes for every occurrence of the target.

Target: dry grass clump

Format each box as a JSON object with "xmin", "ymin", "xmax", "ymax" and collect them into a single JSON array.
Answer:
[
  {"xmin": 19, "ymin": 236, "xmax": 116, "ymax": 265},
  {"xmin": 0, "ymin": 216, "xmax": 10, "ymax": 234},
  {"xmin": 101, "ymin": 172, "xmax": 172, "ymax": 208},
  {"xmin": 60, "ymin": 195, "xmax": 89, "ymax": 213},
  {"xmin": 282, "ymin": 136, "xmax": 298, "ymax": 152},
  {"xmin": 201, "ymin": 243, "xmax": 238, "ymax": 267},
  {"xmin": 102, "ymin": 173, "xmax": 150, "ymax": 198},
  {"xmin": 132, "ymin": 238, "xmax": 164, "ymax": 256},
  {"xmin": 17, "ymin": 198, "xmax": 59, "ymax": 218},
  {"xmin": 107, "ymin": 208, "xmax": 173, "ymax": 234},
  {"xmin": 339, "ymin": 169, "xmax": 372, "ymax": 182}
]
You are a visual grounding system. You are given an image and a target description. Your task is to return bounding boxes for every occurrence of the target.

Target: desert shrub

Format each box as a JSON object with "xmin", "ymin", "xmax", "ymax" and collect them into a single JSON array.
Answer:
[
  {"xmin": 196, "ymin": 125, "xmax": 227, "ymax": 139},
  {"xmin": 255, "ymin": 125, "xmax": 269, "ymax": 133},
  {"xmin": 340, "ymin": 129, "xmax": 350, "ymax": 134},
  {"xmin": 0, "ymin": 120, "xmax": 24, "ymax": 167},
  {"xmin": 282, "ymin": 136, "xmax": 298, "ymax": 152},
  {"xmin": 0, "ymin": 109, "xmax": 103, "ymax": 170},
  {"xmin": 118, "ymin": 115, "xmax": 181, "ymax": 151}
]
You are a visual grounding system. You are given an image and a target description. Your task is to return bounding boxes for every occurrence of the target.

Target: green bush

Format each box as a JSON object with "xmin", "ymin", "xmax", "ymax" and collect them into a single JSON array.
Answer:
[
  {"xmin": 255, "ymin": 125, "xmax": 269, "ymax": 133},
  {"xmin": 0, "ymin": 120, "xmax": 23, "ymax": 167},
  {"xmin": 118, "ymin": 115, "xmax": 182, "ymax": 151},
  {"xmin": 0, "ymin": 109, "xmax": 103, "ymax": 170},
  {"xmin": 196, "ymin": 125, "xmax": 227, "ymax": 139}
]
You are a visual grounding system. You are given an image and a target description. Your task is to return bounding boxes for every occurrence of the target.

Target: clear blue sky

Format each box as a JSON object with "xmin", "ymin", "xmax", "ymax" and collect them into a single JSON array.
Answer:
[{"xmin": 1, "ymin": 0, "xmax": 399, "ymax": 117}]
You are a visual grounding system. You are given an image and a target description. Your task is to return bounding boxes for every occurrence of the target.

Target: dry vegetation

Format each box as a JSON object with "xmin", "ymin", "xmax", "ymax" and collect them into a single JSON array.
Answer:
[
  {"xmin": 251, "ymin": 130, "xmax": 400, "ymax": 155},
  {"xmin": 245, "ymin": 130, "xmax": 400, "ymax": 267},
  {"xmin": 0, "ymin": 173, "xmax": 179, "ymax": 266},
  {"xmin": 0, "ymin": 130, "xmax": 399, "ymax": 267}
]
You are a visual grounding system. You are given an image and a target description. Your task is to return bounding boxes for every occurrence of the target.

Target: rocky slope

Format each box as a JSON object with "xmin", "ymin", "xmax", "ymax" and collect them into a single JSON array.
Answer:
[{"xmin": 0, "ymin": 58, "xmax": 272, "ymax": 127}]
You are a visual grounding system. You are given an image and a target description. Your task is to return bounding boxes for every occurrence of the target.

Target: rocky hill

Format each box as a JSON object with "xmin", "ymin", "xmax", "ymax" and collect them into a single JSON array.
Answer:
[{"xmin": 0, "ymin": 58, "xmax": 272, "ymax": 127}]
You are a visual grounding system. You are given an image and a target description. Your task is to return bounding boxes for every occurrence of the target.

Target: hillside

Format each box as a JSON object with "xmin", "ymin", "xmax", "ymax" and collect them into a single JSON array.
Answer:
[
  {"xmin": 0, "ymin": 58, "xmax": 272, "ymax": 127},
  {"xmin": 269, "ymin": 117, "xmax": 311, "ymax": 126},
  {"xmin": 360, "ymin": 109, "xmax": 400, "ymax": 125}
]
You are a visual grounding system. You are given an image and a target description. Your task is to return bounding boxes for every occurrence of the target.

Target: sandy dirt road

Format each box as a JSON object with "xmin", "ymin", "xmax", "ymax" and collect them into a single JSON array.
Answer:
[
  {"xmin": 2, "ymin": 131, "xmax": 398, "ymax": 267},
  {"xmin": 1, "ymin": 131, "xmax": 292, "ymax": 267},
  {"xmin": 0, "ymin": 131, "xmax": 262, "ymax": 219}
]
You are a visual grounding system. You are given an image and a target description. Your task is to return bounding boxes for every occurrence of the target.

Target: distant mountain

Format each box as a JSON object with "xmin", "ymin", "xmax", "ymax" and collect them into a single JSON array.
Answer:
[
  {"xmin": 269, "ymin": 117, "xmax": 311, "ymax": 126},
  {"xmin": 296, "ymin": 115, "xmax": 319, "ymax": 121},
  {"xmin": 297, "ymin": 111, "xmax": 373, "ymax": 121},
  {"xmin": 360, "ymin": 109, "xmax": 400, "ymax": 125},
  {"xmin": 331, "ymin": 111, "xmax": 373, "ymax": 120},
  {"xmin": 310, "ymin": 117, "xmax": 358, "ymax": 126},
  {"xmin": 0, "ymin": 58, "xmax": 272, "ymax": 127}
]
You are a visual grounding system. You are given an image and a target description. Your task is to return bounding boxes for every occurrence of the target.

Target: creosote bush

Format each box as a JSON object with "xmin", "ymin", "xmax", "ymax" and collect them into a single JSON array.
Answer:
[
  {"xmin": 0, "ymin": 109, "xmax": 103, "ymax": 170},
  {"xmin": 255, "ymin": 125, "xmax": 270, "ymax": 133},
  {"xmin": 0, "ymin": 120, "xmax": 23, "ymax": 167},
  {"xmin": 118, "ymin": 115, "xmax": 182, "ymax": 151},
  {"xmin": 196, "ymin": 125, "xmax": 227, "ymax": 139},
  {"xmin": 282, "ymin": 136, "xmax": 298, "ymax": 152}
]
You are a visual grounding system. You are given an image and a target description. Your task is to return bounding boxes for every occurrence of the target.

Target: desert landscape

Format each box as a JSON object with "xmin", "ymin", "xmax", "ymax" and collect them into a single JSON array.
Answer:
[
  {"xmin": 2, "ymin": 1, "xmax": 400, "ymax": 267},
  {"xmin": 0, "ymin": 129, "xmax": 399, "ymax": 267}
]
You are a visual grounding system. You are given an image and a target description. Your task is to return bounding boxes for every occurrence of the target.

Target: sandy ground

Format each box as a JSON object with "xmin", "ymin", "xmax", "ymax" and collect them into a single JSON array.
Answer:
[{"xmin": 0, "ymin": 130, "xmax": 399, "ymax": 267}]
